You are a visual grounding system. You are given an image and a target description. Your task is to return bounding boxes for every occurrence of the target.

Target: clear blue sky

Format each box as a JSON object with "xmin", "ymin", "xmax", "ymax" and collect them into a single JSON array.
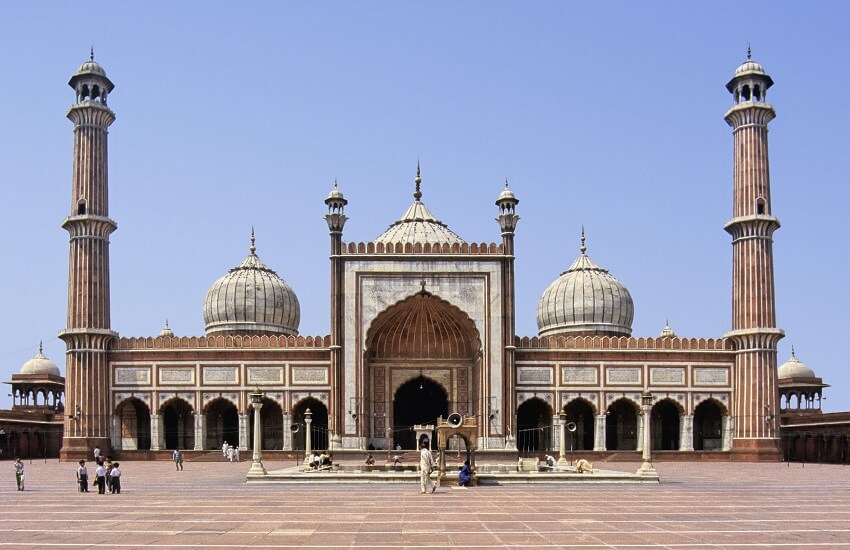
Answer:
[{"xmin": 1, "ymin": 3, "xmax": 848, "ymax": 411}]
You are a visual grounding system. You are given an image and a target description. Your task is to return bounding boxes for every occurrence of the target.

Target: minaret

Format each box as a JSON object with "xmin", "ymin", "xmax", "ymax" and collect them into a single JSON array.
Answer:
[
  {"xmin": 325, "ymin": 179, "xmax": 347, "ymax": 447},
  {"xmin": 59, "ymin": 51, "xmax": 118, "ymax": 459},
  {"xmin": 496, "ymin": 181, "xmax": 519, "ymax": 447},
  {"xmin": 723, "ymin": 49, "xmax": 783, "ymax": 460}
]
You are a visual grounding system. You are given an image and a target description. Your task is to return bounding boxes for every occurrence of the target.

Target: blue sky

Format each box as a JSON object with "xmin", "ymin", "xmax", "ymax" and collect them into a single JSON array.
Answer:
[{"xmin": 1, "ymin": 3, "xmax": 848, "ymax": 411}]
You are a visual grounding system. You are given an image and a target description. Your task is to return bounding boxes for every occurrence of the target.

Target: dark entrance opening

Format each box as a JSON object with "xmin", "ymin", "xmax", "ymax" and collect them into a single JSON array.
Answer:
[
  {"xmin": 117, "ymin": 398, "xmax": 151, "ymax": 451},
  {"xmin": 693, "ymin": 400, "xmax": 723, "ymax": 451},
  {"xmin": 249, "ymin": 398, "xmax": 283, "ymax": 450},
  {"xmin": 205, "ymin": 398, "xmax": 239, "ymax": 450},
  {"xmin": 652, "ymin": 399, "xmax": 680, "ymax": 450},
  {"xmin": 517, "ymin": 398, "xmax": 552, "ymax": 453},
  {"xmin": 162, "ymin": 398, "xmax": 194, "ymax": 450},
  {"xmin": 563, "ymin": 399, "xmax": 595, "ymax": 451},
  {"xmin": 393, "ymin": 376, "xmax": 448, "ymax": 450},
  {"xmin": 292, "ymin": 398, "xmax": 329, "ymax": 452},
  {"xmin": 606, "ymin": 399, "xmax": 638, "ymax": 450}
]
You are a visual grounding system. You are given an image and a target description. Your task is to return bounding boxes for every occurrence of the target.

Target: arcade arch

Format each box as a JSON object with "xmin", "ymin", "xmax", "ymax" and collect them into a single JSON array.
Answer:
[
  {"xmin": 292, "ymin": 397, "xmax": 329, "ymax": 451},
  {"xmin": 161, "ymin": 398, "xmax": 194, "ymax": 450},
  {"xmin": 651, "ymin": 399, "xmax": 682, "ymax": 450},
  {"xmin": 606, "ymin": 398, "xmax": 639, "ymax": 450},
  {"xmin": 393, "ymin": 376, "xmax": 448, "ymax": 449},
  {"xmin": 693, "ymin": 399, "xmax": 725, "ymax": 451},
  {"xmin": 205, "ymin": 397, "xmax": 238, "ymax": 450},
  {"xmin": 249, "ymin": 397, "xmax": 283, "ymax": 450},
  {"xmin": 517, "ymin": 397, "xmax": 552, "ymax": 452},
  {"xmin": 116, "ymin": 397, "xmax": 151, "ymax": 451},
  {"xmin": 563, "ymin": 399, "xmax": 595, "ymax": 451}
]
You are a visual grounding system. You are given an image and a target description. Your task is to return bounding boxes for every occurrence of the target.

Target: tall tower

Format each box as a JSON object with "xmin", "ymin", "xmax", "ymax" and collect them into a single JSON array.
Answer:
[
  {"xmin": 59, "ymin": 52, "xmax": 117, "ymax": 459},
  {"xmin": 723, "ymin": 50, "xmax": 783, "ymax": 460},
  {"xmin": 325, "ymin": 180, "xmax": 347, "ymax": 447},
  {"xmin": 496, "ymin": 182, "xmax": 519, "ymax": 447}
]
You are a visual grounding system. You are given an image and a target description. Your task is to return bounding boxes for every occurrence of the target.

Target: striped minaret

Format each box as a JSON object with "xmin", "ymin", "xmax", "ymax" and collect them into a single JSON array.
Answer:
[
  {"xmin": 59, "ymin": 51, "xmax": 117, "ymax": 459},
  {"xmin": 723, "ymin": 49, "xmax": 783, "ymax": 460}
]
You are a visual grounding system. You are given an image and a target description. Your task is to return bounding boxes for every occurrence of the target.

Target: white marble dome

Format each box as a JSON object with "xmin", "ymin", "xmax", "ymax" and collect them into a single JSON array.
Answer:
[
  {"xmin": 778, "ymin": 350, "xmax": 816, "ymax": 380},
  {"xmin": 20, "ymin": 344, "xmax": 60, "ymax": 376},
  {"xmin": 203, "ymin": 236, "xmax": 300, "ymax": 336},
  {"xmin": 536, "ymin": 235, "xmax": 634, "ymax": 337},
  {"xmin": 374, "ymin": 168, "xmax": 465, "ymax": 246}
]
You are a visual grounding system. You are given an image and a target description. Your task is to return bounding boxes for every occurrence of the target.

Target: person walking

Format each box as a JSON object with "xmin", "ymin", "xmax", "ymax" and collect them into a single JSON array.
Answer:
[
  {"xmin": 110, "ymin": 463, "xmax": 122, "ymax": 494},
  {"xmin": 13, "ymin": 457, "xmax": 24, "ymax": 491},
  {"xmin": 419, "ymin": 444, "xmax": 436, "ymax": 494},
  {"xmin": 77, "ymin": 460, "xmax": 89, "ymax": 492},
  {"xmin": 94, "ymin": 462, "xmax": 106, "ymax": 494},
  {"xmin": 172, "ymin": 449, "xmax": 183, "ymax": 471}
]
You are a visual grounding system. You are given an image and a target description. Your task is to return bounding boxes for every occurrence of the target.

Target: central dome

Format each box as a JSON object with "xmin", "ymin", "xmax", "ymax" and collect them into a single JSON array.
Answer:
[
  {"xmin": 374, "ymin": 167, "xmax": 465, "ymax": 246},
  {"xmin": 203, "ymin": 234, "xmax": 300, "ymax": 336},
  {"xmin": 536, "ymin": 232, "xmax": 634, "ymax": 337}
]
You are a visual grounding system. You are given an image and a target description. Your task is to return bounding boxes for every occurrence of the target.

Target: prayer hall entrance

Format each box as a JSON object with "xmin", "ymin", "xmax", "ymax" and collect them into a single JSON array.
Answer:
[
  {"xmin": 364, "ymin": 289, "xmax": 482, "ymax": 451},
  {"xmin": 392, "ymin": 376, "xmax": 448, "ymax": 449}
]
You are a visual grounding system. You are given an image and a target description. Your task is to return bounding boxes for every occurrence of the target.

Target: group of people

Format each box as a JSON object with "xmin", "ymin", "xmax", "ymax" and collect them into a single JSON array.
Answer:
[
  {"xmin": 221, "ymin": 441, "xmax": 240, "ymax": 462},
  {"xmin": 77, "ymin": 448, "xmax": 122, "ymax": 494},
  {"xmin": 308, "ymin": 450, "xmax": 334, "ymax": 469}
]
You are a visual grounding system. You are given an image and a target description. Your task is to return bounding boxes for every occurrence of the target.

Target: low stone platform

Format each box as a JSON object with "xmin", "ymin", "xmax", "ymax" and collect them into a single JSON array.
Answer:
[{"xmin": 246, "ymin": 463, "xmax": 659, "ymax": 484}]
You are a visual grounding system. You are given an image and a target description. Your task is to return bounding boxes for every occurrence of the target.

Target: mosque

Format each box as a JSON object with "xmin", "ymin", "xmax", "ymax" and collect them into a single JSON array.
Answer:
[{"xmin": 2, "ymin": 53, "xmax": 848, "ymax": 463}]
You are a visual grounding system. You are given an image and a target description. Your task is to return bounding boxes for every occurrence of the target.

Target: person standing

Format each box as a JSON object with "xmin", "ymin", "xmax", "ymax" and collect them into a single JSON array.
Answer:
[
  {"xmin": 419, "ymin": 444, "xmax": 436, "ymax": 494},
  {"xmin": 93, "ymin": 446, "xmax": 102, "ymax": 465},
  {"xmin": 172, "ymin": 449, "xmax": 183, "ymax": 471},
  {"xmin": 13, "ymin": 457, "xmax": 24, "ymax": 491},
  {"xmin": 94, "ymin": 462, "xmax": 106, "ymax": 494},
  {"xmin": 110, "ymin": 463, "xmax": 122, "ymax": 494},
  {"xmin": 77, "ymin": 460, "xmax": 89, "ymax": 492},
  {"xmin": 222, "ymin": 441, "xmax": 228, "ymax": 458}
]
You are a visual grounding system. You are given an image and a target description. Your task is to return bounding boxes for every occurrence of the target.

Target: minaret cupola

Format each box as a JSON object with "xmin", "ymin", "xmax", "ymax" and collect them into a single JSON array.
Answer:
[
  {"xmin": 496, "ymin": 180, "xmax": 520, "ymax": 235},
  {"xmin": 69, "ymin": 48, "xmax": 114, "ymax": 105},
  {"xmin": 726, "ymin": 46, "xmax": 773, "ymax": 106},
  {"xmin": 325, "ymin": 180, "xmax": 348, "ymax": 233}
]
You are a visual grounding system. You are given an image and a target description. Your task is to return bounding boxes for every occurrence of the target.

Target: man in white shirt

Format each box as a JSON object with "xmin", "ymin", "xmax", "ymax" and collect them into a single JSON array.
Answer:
[{"xmin": 419, "ymin": 444, "xmax": 436, "ymax": 494}]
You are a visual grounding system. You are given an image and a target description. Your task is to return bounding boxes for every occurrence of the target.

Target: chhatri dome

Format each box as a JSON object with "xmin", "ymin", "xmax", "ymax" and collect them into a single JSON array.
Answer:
[
  {"xmin": 374, "ymin": 165, "xmax": 465, "ymax": 246},
  {"xmin": 777, "ymin": 347, "xmax": 817, "ymax": 380},
  {"xmin": 203, "ymin": 231, "xmax": 300, "ymax": 336},
  {"xmin": 20, "ymin": 343, "xmax": 61, "ymax": 376},
  {"xmin": 536, "ymin": 229, "xmax": 634, "ymax": 337}
]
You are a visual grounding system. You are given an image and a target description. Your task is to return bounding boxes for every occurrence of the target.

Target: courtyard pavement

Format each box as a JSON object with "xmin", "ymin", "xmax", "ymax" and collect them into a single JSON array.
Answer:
[{"xmin": 2, "ymin": 457, "xmax": 850, "ymax": 549}]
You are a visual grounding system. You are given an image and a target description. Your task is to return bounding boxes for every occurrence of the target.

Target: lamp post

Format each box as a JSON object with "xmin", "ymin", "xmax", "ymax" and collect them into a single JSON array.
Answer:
[
  {"xmin": 303, "ymin": 408, "xmax": 313, "ymax": 466},
  {"xmin": 248, "ymin": 389, "xmax": 266, "ymax": 476},
  {"xmin": 637, "ymin": 389, "xmax": 658, "ymax": 477}
]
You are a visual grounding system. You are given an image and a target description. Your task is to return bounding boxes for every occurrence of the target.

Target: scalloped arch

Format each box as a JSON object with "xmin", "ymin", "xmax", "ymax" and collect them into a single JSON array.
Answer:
[{"xmin": 366, "ymin": 291, "xmax": 481, "ymax": 360}]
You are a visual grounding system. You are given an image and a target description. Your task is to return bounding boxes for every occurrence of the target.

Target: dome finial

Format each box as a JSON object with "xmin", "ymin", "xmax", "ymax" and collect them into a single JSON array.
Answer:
[
  {"xmin": 90, "ymin": 46, "xmax": 94, "ymax": 62},
  {"xmin": 250, "ymin": 227, "xmax": 256, "ymax": 256},
  {"xmin": 580, "ymin": 225, "xmax": 587, "ymax": 255},
  {"xmin": 38, "ymin": 341, "xmax": 43, "ymax": 354},
  {"xmin": 747, "ymin": 43, "xmax": 752, "ymax": 60},
  {"xmin": 791, "ymin": 345, "xmax": 796, "ymax": 358},
  {"xmin": 414, "ymin": 160, "xmax": 422, "ymax": 201}
]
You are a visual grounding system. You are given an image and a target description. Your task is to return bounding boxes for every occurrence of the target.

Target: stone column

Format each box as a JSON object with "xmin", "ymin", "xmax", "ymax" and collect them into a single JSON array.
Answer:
[
  {"xmin": 248, "ymin": 399, "xmax": 266, "ymax": 476},
  {"xmin": 680, "ymin": 413, "xmax": 694, "ymax": 451},
  {"xmin": 238, "ymin": 413, "xmax": 249, "ymax": 451},
  {"xmin": 557, "ymin": 415, "xmax": 568, "ymax": 467},
  {"xmin": 722, "ymin": 415, "xmax": 732, "ymax": 451},
  {"xmin": 194, "ymin": 413, "xmax": 205, "ymax": 451},
  {"xmin": 636, "ymin": 414, "xmax": 644, "ymax": 452},
  {"xmin": 282, "ymin": 412, "xmax": 292, "ymax": 451},
  {"xmin": 304, "ymin": 408, "xmax": 313, "ymax": 465},
  {"xmin": 110, "ymin": 415, "xmax": 121, "ymax": 450},
  {"xmin": 594, "ymin": 414, "xmax": 606, "ymax": 451},
  {"xmin": 150, "ymin": 414, "xmax": 160, "ymax": 451}
]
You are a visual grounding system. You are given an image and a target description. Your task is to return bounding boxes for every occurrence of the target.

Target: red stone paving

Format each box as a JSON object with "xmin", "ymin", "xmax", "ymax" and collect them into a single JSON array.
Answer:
[{"xmin": 2, "ymin": 459, "xmax": 850, "ymax": 548}]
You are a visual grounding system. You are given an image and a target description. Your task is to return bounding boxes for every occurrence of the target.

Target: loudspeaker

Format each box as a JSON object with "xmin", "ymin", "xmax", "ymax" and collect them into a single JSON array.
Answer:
[
  {"xmin": 566, "ymin": 422, "xmax": 577, "ymax": 432},
  {"xmin": 290, "ymin": 423, "xmax": 300, "ymax": 433},
  {"xmin": 447, "ymin": 413, "xmax": 464, "ymax": 427}
]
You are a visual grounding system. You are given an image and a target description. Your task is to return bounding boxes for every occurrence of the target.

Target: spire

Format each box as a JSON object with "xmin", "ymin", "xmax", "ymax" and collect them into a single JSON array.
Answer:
[
  {"xmin": 791, "ymin": 345, "xmax": 796, "ymax": 359},
  {"xmin": 580, "ymin": 226, "xmax": 587, "ymax": 255},
  {"xmin": 250, "ymin": 227, "xmax": 256, "ymax": 256},
  {"xmin": 38, "ymin": 341, "xmax": 44, "ymax": 354},
  {"xmin": 90, "ymin": 46, "xmax": 95, "ymax": 62},
  {"xmin": 747, "ymin": 43, "xmax": 752, "ymax": 60},
  {"xmin": 414, "ymin": 161, "xmax": 422, "ymax": 201}
]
